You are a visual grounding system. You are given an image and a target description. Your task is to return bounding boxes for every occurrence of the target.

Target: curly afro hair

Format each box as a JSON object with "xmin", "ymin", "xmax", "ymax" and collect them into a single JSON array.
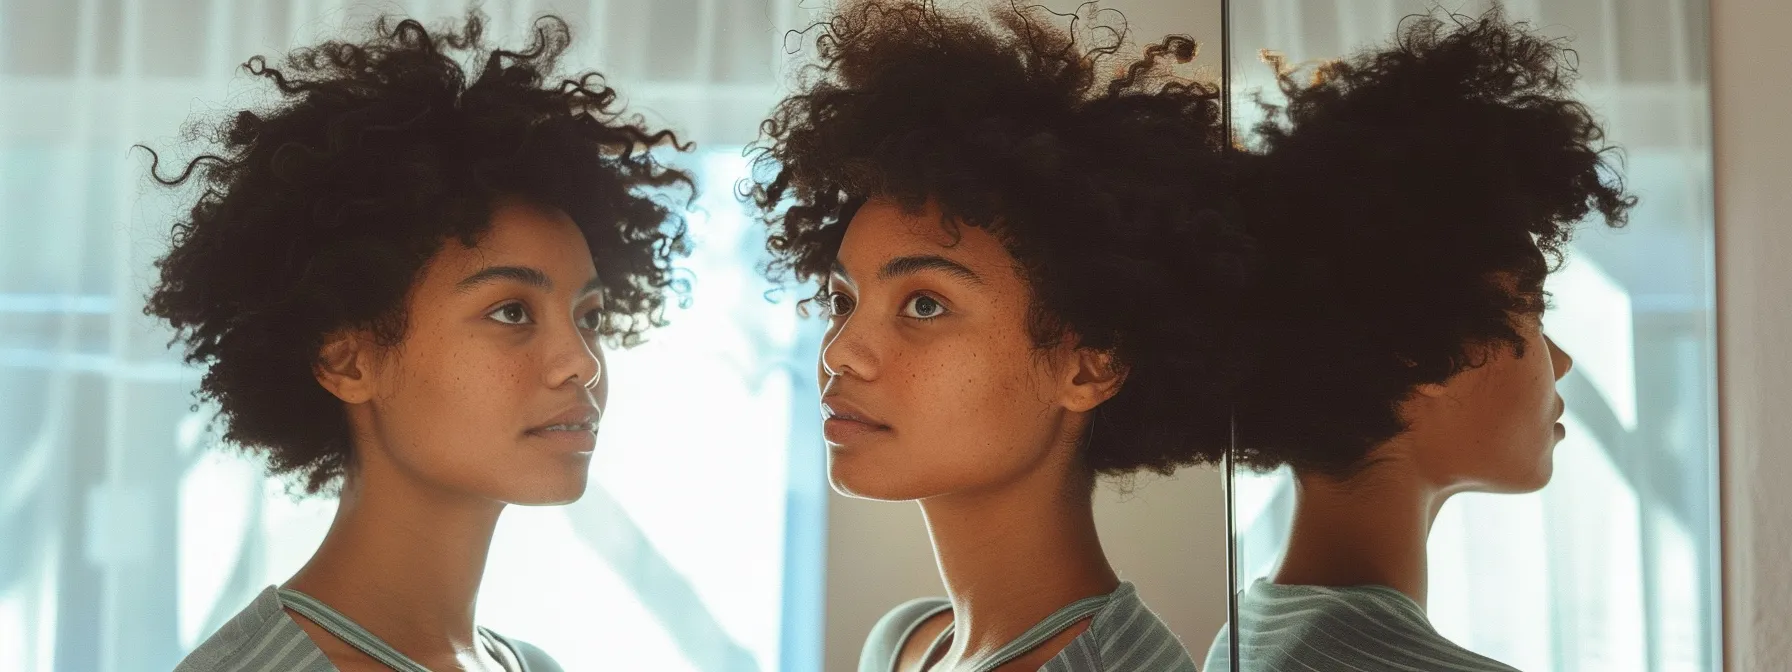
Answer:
[
  {"xmin": 747, "ymin": 0, "xmax": 1251, "ymax": 476},
  {"xmin": 142, "ymin": 12, "xmax": 692, "ymax": 494},
  {"xmin": 1229, "ymin": 9, "xmax": 1636, "ymax": 476}
]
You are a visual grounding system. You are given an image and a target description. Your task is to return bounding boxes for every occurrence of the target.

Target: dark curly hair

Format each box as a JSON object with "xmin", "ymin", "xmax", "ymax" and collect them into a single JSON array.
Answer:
[
  {"xmin": 747, "ymin": 0, "xmax": 1250, "ymax": 475},
  {"xmin": 142, "ymin": 12, "xmax": 692, "ymax": 494},
  {"xmin": 1229, "ymin": 9, "xmax": 1636, "ymax": 475}
]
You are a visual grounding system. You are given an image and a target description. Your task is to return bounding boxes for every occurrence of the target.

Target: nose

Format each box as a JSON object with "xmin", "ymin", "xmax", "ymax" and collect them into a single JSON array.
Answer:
[
  {"xmin": 819, "ymin": 308, "xmax": 876, "ymax": 382},
  {"xmin": 1545, "ymin": 333, "xmax": 1573, "ymax": 381},
  {"xmin": 549, "ymin": 324, "xmax": 604, "ymax": 391}
]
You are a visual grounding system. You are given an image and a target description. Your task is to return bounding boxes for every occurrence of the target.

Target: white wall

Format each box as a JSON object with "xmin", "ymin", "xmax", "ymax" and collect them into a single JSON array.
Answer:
[
  {"xmin": 1712, "ymin": 0, "xmax": 1792, "ymax": 669},
  {"xmin": 822, "ymin": 467, "xmax": 1231, "ymax": 672}
]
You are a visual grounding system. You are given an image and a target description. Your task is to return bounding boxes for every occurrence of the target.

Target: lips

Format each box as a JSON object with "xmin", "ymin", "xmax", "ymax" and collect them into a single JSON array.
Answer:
[
  {"xmin": 821, "ymin": 396, "xmax": 891, "ymax": 445},
  {"xmin": 821, "ymin": 397, "xmax": 887, "ymax": 428},
  {"xmin": 526, "ymin": 404, "xmax": 602, "ymax": 436}
]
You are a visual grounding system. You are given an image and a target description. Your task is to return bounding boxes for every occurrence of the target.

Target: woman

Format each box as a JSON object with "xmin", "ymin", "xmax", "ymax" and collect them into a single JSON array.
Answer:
[
  {"xmin": 748, "ymin": 2, "xmax": 1245, "ymax": 670},
  {"xmin": 1205, "ymin": 10, "xmax": 1634, "ymax": 671},
  {"xmin": 151, "ymin": 12, "xmax": 691, "ymax": 672}
]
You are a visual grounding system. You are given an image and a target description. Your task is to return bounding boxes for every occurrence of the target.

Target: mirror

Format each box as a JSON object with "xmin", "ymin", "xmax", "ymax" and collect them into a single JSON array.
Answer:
[{"xmin": 1222, "ymin": 1, "xmax": 1718, "ymax": 670}]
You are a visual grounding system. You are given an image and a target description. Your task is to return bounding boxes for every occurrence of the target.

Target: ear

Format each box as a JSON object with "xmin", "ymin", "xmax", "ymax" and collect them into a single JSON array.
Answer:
[
  {"xmin": 1412, "ymin": 381, "xmax": 1450, "ymax": 399},
  {"xmin": 314, "ymin": 330, "xmax": 379, "ymax": 405},
  {"xmin": 1399, "ymin": 352, "xmax": 1450, "ymax": 399},
  {"xmin": 1060, "ymin": 347, "xmax": 1126, "ymax": 413}
]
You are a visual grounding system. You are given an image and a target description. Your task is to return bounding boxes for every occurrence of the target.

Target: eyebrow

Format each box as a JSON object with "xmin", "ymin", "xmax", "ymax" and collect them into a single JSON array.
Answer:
[
  {"xmin": 831, "ymin": 256, "xmax": 984, "ymax": 285},
  {"xmin": 455, "ymin": 265, "xmax": 603, "ymax": 296},
  {"xmin": 877, "ymin": 255, "xmax": 984, "ymax": 285}
]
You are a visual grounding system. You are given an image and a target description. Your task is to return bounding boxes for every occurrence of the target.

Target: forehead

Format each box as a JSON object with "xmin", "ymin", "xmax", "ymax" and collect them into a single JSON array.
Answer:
[
  {"xmin": 435, "ymin": 199, "xmax": 593, "ymax": 272},
  {"xmin": 834, "ymin": 198, "xmax": 1016, "ymax": 280}
]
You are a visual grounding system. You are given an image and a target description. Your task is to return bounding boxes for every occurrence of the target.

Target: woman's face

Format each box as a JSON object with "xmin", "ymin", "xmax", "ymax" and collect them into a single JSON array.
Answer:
[
  {"xmin": 818, "ymin": 198, "xmax": 1106, "ymax": 501},
  {"xmin": 333, "ymin": 197, "xmax": 608, "ymax": 505},
  {"xmin": 1403, "ymin": 310, "xmax": 1574, "ymax": 494}
]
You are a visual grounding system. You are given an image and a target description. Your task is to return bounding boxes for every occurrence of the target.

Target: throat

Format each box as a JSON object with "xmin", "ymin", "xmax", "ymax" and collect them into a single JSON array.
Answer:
[
  {"xmin": 282, "ymin": 469, "xmax": 504, "ymax": 659},
  {"xmin": 918, "ymin": 482, "xmax": 1119, "ymax": 663}
]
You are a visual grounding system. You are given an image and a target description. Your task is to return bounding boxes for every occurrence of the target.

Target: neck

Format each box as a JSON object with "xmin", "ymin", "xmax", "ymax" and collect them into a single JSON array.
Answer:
[
  {"xmin": 918, "ymin": 457, "xmax": 1118, "ymax": 666},
  {"xmin": 285, "ymin": 451, "xmax": 503, "ymax": 653},
  {"xmin": 1272, "ymin": 455, "xmax": 1452, "ymax": 609}
]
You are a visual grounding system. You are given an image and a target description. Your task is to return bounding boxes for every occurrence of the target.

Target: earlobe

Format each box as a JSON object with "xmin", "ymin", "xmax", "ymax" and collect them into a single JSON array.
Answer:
[
  {"xmin": 314, "ymin": 331, "xmax": 376, "ymax": 404},
  {"xmin": 1413, "ymin": 382, "xmax": 1450, "ymax": 398},
  {"xmin": 1063, "ymin": 348, "xmax": 1126, "ymax": 413}
]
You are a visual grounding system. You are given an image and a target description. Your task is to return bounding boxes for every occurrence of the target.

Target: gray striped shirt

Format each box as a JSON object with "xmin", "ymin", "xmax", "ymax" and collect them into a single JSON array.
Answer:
[
  {"xmin": 175, "ymin": 586, "xmax": 561, "ymax": 672},
  {"xmin": 861, "ymin": 581, "xmax": 1198, "ymax": 672},
  {"xmin": 1203, "ymin": 580, "xmax": 1519, "ymax": 672}
]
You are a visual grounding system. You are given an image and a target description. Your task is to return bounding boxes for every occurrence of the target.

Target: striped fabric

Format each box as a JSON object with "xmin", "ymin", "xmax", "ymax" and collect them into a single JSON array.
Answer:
[
  {"xmin": 174, "ymin": 586, "xmax": 561, "ymax": 672},
  {"xmin": 1202, "ymin": 580, "xmax": 1520, "ymax": 672},
  {"xmin": 860, "ymin": 581, "xmax": 1199, "ymax": 672}
]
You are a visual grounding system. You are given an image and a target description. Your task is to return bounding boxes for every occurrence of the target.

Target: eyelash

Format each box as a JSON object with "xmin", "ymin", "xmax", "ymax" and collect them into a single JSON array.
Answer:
[
  {"xmin": 488, "ymin": 302, "xmax": 532, "ymax": 325},
  {"xmin": 822, "ymin": 291, "xmax": 948, "ymax": 321},
  {"xmin": 825, "ymin": 291, "xmax": 855, "ymax": 318},
  {"xmin": 486, "ymin": 301, "xmax": 606, "ymax": 332},
  {"xmin": 898, "ymin": 293, "xmax": 948, "ymax": 320},
  {"xmin": 577, "ymin": 307, "xmax": 605, "ymax": 332}
]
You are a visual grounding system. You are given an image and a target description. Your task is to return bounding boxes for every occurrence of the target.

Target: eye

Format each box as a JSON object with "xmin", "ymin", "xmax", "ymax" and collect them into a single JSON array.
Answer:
[
  {"xmin": 826, "ymin": 291, "xmax": 856, "ymax": 317},
  {"xmin": 576, "ymin": 306, "xmax": 605, "ymax": 332},
  {"xmin": 487, "ymin": 302, "xmax": 532, "ymax": 325},
  {"xmin": 899, "ymin": 294, "xmax": 947, "ymax": 320}
]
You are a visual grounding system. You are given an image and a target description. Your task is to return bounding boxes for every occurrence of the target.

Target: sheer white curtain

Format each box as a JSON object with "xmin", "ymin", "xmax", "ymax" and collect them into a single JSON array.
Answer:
[
  {"xmin": 0, "ymin": 2, "xmax": 825, "ymax": 671},
  {"xmin": 1226, "ymin": 0, "xmax": 1720, "ymax": 670}
]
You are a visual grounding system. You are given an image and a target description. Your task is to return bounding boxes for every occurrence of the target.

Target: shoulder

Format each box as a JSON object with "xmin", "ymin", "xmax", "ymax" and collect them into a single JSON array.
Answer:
[
  {"xmin": 1066, "ymin": 583, "xmax": 1197, "ymax": 672},
  {"xmin": 1221, "ymin": 582, "xmax": 1519, "ymax": 671},
  {"xmin": 175, "ymin": 587, "xmax": 334, "ymax": 672},
  {"xmin": 1242, "ymin": 582, "xmax": 1438, "ymax": 642},
  {"xmin": 482, "ymin": 629, "xmax": 565, "ymax": 672},
  {"xmin": 858, "ymin": 597, "xmax": 953, "ymax": 672}
]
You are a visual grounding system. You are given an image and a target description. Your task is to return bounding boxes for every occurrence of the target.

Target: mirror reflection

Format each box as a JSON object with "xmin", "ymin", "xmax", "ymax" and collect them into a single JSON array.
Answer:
[{"xmin": 1223, "ymin": 1, "xmax": 1718, "ymax": 671}]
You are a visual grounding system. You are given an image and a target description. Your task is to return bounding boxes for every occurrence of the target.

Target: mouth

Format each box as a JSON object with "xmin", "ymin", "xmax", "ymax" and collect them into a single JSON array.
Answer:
[
  {"xmin": 525, "ymin": 405, "xmax": 602, "ymax": 453},
  {"xmin": 821, "ymin": 398, "xmax": 890, "ymax": 445},
  {"xmin": 528, "ymin": 421, "xmax": 599, "ymax": 434}
]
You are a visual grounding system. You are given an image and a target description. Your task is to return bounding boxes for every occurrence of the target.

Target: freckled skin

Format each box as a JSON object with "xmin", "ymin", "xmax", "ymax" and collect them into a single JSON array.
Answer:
[
  {"xmin": 820, "ymin": 198, "xmax": 1073, "ymax": 502},
  {"xmin": 819, "ymin": 198, "xmax": 1120, "ymax": 671},
  {"xmin": 354, "ymin": 198, "xmax": 608, "ymax": 506},
  {"xmin": 285, "ymin": 197, "xmax": 610, "ymax": 671}
]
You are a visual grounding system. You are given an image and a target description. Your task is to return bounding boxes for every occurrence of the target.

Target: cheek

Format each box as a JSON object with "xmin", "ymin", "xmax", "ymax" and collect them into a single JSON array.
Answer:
[
  {"xmin": 388, "ymin": 329, "xmax": 534, "ymax": 450},
  {"xmin": 1476, "ymin": 356, "xmax": 1563, "ymax": 469},
  {"xmin": 897, "ymin": 340, "xmax": 1048, "ymax": 458},
  {"xmin": 1502, "ymin": 353, "xmax": 1561, "ymax": 428}
]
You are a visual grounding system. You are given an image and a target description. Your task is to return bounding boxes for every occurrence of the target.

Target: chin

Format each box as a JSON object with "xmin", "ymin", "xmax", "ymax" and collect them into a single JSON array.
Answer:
[
  {"xmin": 497, "ymin": 461, "xmax": 592, "ymax": 506},
  {"xmin": 506, "ymin": 484, "xmax": 587, "ymax": 506},
  {"xmin": 1502, "ymin": 468, "xmax": 1553, "ymax": 494},
  {"xmin": 1485, "ymin": 451, "xmax": 1555, "ymax": 494},
  {"xmin": 828, "ymin": 454, "xmax": 934, "ymax": 502},
  {"xmin": 1527, "ymin": 452, "xmax": 1558, "ymax": 491}
]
